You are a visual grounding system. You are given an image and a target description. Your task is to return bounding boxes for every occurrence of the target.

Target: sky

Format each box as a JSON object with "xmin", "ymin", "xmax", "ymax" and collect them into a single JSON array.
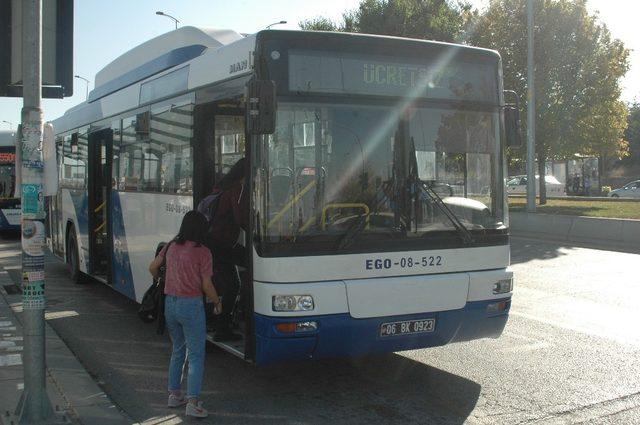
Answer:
[{"xmin": 0, "ymin": 0, "xmax": 638, "ymax": 131}]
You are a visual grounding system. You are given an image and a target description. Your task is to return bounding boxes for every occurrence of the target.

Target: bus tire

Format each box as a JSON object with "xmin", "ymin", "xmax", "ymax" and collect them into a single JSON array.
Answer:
[{"xmin": 66, "ymin": 227, "xmax": 84, "ymax": 284}]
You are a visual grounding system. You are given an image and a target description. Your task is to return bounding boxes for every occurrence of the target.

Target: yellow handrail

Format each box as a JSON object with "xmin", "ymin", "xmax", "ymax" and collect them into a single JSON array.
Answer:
[
  {"xmin": 321, "ymin": 203, "xmax": 370, "ymax": 230},
  {"xmin": 94, "ymin": 221, "xmax": 106, "ymax": 234},
  {"xmin": 267, "ymin": 179, "xmax": 316, "ymax": 229},
  {"xmin": 94, "ymin": 202, "xmax": 106, "ymax": 214},
  {"xmin": 299, "ymin": 216, "xmax": 316, "ymax": 233}
]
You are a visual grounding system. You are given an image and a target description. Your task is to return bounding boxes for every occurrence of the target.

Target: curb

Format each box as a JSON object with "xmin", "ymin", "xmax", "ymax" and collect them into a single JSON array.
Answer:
[
  {"xmin": 508, "ymin": 195, "xmax": 640, "ymax": 203},
  {"xmin": 510, "ymin": 212, "xmax": 640, "ymax": 252},
  {"xmin": 0, "ymin": 269, "xmax": 133, "ymax": 425}
]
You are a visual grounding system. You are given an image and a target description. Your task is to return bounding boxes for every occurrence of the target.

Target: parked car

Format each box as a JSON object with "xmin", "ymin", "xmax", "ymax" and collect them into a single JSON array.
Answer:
[
  {"xmin": 506, "ymin": 175, "xmax": 565, "ymax": 196},
  {"xmin": 608, "ymin": 180, "xmax": 640, "ymax": 198}
]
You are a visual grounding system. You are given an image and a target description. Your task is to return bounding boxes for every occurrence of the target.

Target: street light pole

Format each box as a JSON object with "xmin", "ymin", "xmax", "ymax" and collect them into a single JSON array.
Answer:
[
  {"xmin": 2, "ymin": 120, "xmax": 12, "ymax": 129},
  {"xmin": 526, "ymin": 0, "xmax": 536, "ymax": 212},
  {"xmin": 266, "ymin": 20, "xmax": 287, "ymax": 29},
  {"xmin": 74, "ymin": 75, "xmax": 89, "ymax": 100},
  {"xmin": 17, "ymin": 0, "xmax": 54, "ymax": 421},
  {"xmin": 155, "ymin": 11, "xmax": 179, "ymax": 30}
]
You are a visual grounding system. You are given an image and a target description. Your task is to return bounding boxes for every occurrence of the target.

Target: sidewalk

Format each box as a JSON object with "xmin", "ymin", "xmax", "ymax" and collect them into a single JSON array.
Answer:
[{"xmin": 0, "ymin": 268, "xmax": 133, "ymax": 425}]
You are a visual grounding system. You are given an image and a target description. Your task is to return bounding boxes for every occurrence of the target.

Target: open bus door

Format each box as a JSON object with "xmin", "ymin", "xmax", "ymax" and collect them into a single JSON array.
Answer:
[
  {"xmin": 87, "ymin": 129, "xmax": 112, "ymax": 280},
  {"xmin": 195, "ymin": 98, "xmax": 251, "ymax": 359}
]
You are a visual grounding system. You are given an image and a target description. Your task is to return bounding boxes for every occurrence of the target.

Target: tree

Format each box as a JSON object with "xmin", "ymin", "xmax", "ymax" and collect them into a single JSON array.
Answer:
[
  {"xmin": 470, "ymin": 0, "xmax": 629, "ymax": 203},
  {"xmin": 298, "ymin": 17, "xmax": 340, "ymax": 32},
  {"xmin": 624, "ymin": 103, "xmax": 640, "ymax": 164},
  {"xmin": 300, "ymin": 0, "xmax": 473, "ymax": 43}
]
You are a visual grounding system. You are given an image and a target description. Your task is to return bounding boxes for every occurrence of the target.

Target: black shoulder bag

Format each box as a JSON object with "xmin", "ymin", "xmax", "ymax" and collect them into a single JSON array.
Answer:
[{"xmin": 138, "ymin": 241, "xmax": 172, "ymax": 335}]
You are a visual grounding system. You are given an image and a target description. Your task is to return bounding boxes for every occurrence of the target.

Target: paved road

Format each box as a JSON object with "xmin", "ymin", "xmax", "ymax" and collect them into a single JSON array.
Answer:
[{"xmin": 0, "ymin": 235, "xmax": 639, "ymax": 424}]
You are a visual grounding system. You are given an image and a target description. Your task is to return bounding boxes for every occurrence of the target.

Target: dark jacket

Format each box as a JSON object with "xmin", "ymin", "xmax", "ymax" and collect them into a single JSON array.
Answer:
[{"xmin": 208, "ymin": 181, "xmax": 247, "ymax": 254}]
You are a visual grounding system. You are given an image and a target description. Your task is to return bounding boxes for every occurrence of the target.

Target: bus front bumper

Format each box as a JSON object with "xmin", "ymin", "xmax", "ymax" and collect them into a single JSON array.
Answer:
[{"xmin": 253, "ymin": 298, "xmax": 511, "ymax": 365}]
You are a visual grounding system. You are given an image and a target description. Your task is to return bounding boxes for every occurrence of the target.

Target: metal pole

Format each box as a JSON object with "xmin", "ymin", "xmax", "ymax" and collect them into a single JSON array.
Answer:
[
  {"xmin": 17, "ymin": 0, "xmax": 54, "ymax": 422},
  {"xmin": 526, "ymin": 0, "xmax": 536, "ymax": 212}
]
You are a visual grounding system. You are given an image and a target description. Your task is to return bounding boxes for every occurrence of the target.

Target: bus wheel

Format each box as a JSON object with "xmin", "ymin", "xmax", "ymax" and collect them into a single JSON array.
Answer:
[{"xmin": 67, "ymin": 228, "xmax": 83, "ymax": 284}]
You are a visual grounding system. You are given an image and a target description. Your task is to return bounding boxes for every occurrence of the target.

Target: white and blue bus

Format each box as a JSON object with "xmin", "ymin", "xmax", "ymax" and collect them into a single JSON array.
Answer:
[
  {"xmin": 0, "ymin": 130, "xmax": 20, "ymax": 233},
  {"xmin": 49, "ymin": 27, "xmax": 518, "ymax": 365}
]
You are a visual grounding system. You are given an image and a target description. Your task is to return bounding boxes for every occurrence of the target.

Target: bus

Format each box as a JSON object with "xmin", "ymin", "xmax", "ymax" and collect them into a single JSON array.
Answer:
[
  {"xmin": 0, "ymin": 130, "xmax": 20, "ymax": 233},
  {"xmin": 49, "ymin": 27, "xmax": 518, "ymax": 365}
]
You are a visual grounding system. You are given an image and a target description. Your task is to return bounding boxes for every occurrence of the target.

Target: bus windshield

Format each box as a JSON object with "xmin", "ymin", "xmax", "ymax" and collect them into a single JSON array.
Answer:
[{"xmin": 257, "ymin": 100, "xmax": 505, "ymax": 255}]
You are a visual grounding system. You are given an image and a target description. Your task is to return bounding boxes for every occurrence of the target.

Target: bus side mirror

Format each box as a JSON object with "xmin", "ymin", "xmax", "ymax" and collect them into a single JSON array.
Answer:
[
  {"xmin": 504, "ymin": 106, "xmax": 522, "ymax": 148},
  {"xmin": 246, "ymin": 80, "xmax": 276, "ymax": 135}
]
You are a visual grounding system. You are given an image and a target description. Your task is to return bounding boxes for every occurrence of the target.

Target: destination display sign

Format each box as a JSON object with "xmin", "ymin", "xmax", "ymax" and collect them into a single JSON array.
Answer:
[
  {"xmin": 289, "ymin": 50, "xmax": 497, "ymax": 103},
  {"xmin": 0, "ymin": 152, "xmax": 15, "ymax": 163}
]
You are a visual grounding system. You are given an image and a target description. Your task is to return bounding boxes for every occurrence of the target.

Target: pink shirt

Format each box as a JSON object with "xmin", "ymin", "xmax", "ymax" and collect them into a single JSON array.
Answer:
[{"xmin": 159, "ymin": 241, "xmax": 212, "ymax": 297}]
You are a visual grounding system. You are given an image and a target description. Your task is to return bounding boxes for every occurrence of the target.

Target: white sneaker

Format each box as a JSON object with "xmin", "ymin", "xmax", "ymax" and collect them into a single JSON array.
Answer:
[
  {"xmin": 167, "ymin": 393, "xmax": 187, "ymax": 408},
  {"xmin": 186, "ymin": 401, "xmax": 208, "ymax": 418}
]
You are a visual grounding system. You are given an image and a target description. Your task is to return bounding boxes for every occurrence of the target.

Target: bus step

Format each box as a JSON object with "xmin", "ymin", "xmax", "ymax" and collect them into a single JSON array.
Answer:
[{"xmin": 206, "ymin": 333, "xmax": 245, "ymax": 359}]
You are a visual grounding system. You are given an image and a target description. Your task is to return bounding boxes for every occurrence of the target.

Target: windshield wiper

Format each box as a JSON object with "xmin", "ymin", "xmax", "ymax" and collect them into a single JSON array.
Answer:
[{"xmin": 420, "ymin": 182, "xmax": 474, "ymax": 244}]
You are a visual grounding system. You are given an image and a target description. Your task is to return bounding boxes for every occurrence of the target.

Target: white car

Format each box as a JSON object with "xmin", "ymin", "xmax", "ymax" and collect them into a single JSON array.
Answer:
[
  {"xmin": 506, "ymin": 175, "xmax": 565, "ymax": 196},
  {"xmin": 608, "ymin": 180, "xmax": 640, "ymax": 198}
]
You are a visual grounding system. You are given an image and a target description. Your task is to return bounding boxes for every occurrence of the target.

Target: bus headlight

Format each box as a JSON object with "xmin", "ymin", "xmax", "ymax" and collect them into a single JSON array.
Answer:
[
  {"xmin": 297, "ymin": 295, "xmax": 314, "ymax": 311},
  {"xmin": 272, "ymin": 295, "xmax": 315, "ymax": 312},
  {"xmin": 493, "ymin": 278, "xmax": 513, "ymax": 294}
]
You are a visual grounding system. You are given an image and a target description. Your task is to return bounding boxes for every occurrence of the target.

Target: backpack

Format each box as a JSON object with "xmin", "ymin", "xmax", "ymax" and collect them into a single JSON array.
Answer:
[{"xmin": 197, "ymin": 192, "xmax": 222, "ymax": 223}]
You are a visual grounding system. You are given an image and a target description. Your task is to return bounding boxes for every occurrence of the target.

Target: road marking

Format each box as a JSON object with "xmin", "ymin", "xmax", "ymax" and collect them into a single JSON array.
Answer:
[
  {"xmin": 500, "ymin": 329, "xmax": 552, "ymax": 353},
  {"xmin": 0, "ymin": 317, "xmax": 24, "ymax": 366},
  {"xmin": 528, "ymin": 391, "xmax": 640, "ymax": 424},
  {"xmin": 0, "ymin": 353, "xmax": 22, "ymax": 366},
  {"xmin": 500, "ymin": 341, "xmax": 551, "ymax": 353}
]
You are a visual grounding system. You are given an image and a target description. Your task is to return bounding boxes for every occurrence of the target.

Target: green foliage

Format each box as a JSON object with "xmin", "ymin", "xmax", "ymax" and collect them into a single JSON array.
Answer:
[
  {"xmin": 470, "ymin": 0, "xmax": 630, "ymax": 162},
  {"xmin": 470, "ymin": 0, "xmax": 629, "ymax": 203},
  {"xmin": 624, "ymin": 102, "xmax": 640, "ymax": 163},
  {"xmin": 299, "ymin": 0, "xmax": 473, "ymax": 42},
  {"xmin": 299, "ymin": 17, "xmax": 340, "ymax": 32},
  {"xmin": 509, "ymin": 197, "xmax": 640, "ymax": 219}
]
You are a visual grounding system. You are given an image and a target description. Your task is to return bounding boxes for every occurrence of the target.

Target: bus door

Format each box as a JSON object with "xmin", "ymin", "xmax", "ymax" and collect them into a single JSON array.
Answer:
[
  {"xmin": 87, "ymin": 129, "xmax": 112, "ymax": 279},
  {"xmin": 195, "ymin": 100, "xmax": 249, "ymax": 357}
]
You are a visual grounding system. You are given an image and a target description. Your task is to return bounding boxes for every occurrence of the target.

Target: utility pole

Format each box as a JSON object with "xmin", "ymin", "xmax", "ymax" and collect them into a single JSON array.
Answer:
[
  {"xmin": 526, "ymin": 0, "xmax": 536, "ymax": 212},
  {"xmin": 17, "ymin": 0, "xmax": 54, "ymax": 422}
]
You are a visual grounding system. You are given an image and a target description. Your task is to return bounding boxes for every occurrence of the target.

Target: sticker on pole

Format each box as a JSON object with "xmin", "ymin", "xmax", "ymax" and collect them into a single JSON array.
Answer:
[
  {"xmin": 22, "ymin": 280, "xmax": 45, "ymax": 310},
  {"xmin": 22, "ymin": 220, "xmax": 45, "ymax": 257},
  {"xmin": 21, "ymin": 123, "xmax": 44, "ymax": 170},
  {"xmin": 21, "ymin": 183, "xmax": 43, "ymax": 217},
  {"xmin": 21, "ymin": 220, "xmax": 46, "ymax": 310}
]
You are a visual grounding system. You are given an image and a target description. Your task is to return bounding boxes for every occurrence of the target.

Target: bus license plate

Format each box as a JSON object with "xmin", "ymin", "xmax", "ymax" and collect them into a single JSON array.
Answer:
[{"xmin": 380, "ymin": 319, "xmax": 435, "ymax": 337}]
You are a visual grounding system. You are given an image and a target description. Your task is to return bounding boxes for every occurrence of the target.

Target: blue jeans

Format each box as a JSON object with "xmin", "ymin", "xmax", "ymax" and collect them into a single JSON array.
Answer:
[{"xmin": 165, "ymin": 295, "xmax": 206, "ymax": 399}]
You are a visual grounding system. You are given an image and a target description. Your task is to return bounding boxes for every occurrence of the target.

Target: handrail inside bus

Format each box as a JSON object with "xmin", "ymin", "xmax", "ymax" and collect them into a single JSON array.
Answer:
[
  {"xmin": 94, "ymin": 202, "xmax": 106, "ymax": 214},
  {"xmin": 94, "ymin": 221, "xmax": 106, "ymax": 234},
  {"xmin": 267, "ymin": 179, "xmax": 316, "ymax": 229},
  {"xmin": 321, "ymin": 203, "xmax": 370, "ymax": 231}
]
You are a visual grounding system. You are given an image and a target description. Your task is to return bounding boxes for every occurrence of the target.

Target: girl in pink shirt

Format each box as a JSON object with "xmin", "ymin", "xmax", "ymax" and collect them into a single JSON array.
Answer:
[{"xmin": 149, "ymin": 210, "xmax": 221, "ymax": 418}]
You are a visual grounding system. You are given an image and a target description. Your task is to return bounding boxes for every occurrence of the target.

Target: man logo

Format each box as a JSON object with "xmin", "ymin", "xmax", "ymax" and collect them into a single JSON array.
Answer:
[{"xmin": 229, "ymin": 60, "xmax": 248, "ymax": 74}]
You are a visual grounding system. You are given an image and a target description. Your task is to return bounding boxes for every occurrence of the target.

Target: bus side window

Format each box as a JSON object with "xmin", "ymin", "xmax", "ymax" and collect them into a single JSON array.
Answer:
[
  {"xmin": 120, "ymin": 116, "xmax": 146, "ymax": 192},
  {"xmin": 151, "ymin": 101, "xmax": 194, "ymax": 194},
  {"xmin": 61, "ymin": 135, "xmax": 75, "ymax": 188}
]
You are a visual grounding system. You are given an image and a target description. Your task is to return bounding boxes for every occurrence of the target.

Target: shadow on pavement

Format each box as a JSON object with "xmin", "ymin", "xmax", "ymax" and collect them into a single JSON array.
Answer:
[
  {"xmin": 4, "ymin": 252, "xmax": 481, "ymax": 425},
  {"xmin": 510, "ymin": 236, "xmax": 577, "ymax": 265}
]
